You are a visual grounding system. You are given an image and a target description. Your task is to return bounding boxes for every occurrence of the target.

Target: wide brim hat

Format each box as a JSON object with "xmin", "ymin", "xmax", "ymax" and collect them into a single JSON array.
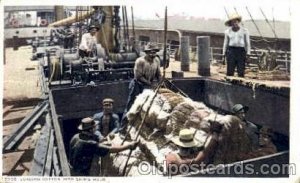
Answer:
[
  {"xmin": 78, "ymin": 117, "xmax": 99, "ymax": 131},
  {"xmin": 89, "ymin": 25, "xmax": 100, "ymax": 31},
  {"xmin": 225, "ymin": 13, "xmax": 242, "ymax": 26},
  {"xmin": 144, "ymin": 43, "xmax": 160, "ymax": 52},
  {"xmin": 171, "ymin": 129, "xmax": 199, "ymax": 148},
  {"xmin": 232, "ymin": 104, "xmax": 249, "ymax": 114}
]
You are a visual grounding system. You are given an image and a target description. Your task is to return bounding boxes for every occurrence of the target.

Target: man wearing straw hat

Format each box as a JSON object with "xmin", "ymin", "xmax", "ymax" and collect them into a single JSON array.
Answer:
[
  {"xmin": 79, "ymin": 25, "xmax": 100, "ymax": 58},
  {"xmin": 165, "ymin": 123, "xmax": 222, "ymax": 175},
  {"xmin": 223, "ymin": 13, "xmax": 251, "ymax": 77},
  {"xmin": 69, "ymin": 117, "xmax": 138, "ymax": 176}
]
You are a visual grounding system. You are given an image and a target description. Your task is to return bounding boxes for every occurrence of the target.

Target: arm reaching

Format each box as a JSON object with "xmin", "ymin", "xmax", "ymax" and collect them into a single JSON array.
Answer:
[{"xmin": 107, "ymin": 141, "xmax": 139, "ymax": 153}]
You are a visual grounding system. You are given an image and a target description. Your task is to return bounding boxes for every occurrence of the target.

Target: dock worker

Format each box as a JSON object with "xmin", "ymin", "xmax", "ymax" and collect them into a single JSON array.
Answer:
[
  {"xmin": 93, "ymin": 98, "xmax": 120, "ymax": 141},
  {"xmin": 232, "ymin": 104, "xmax": 259, "ymax": 149},
  {"xmin": 223, "ymin": 13, "xmax": 251, "ymax": 77},
  {"xmin": 252, "ymin": 126, "xmax": 277, "ymax": 156},
  {"xmin": 239, "ymin": 126, "xmax": 277, "ymax": 159},
  {"xmin": 165, "ymin": 122, "xmax": 223, "ymax": 176},
  {"xmin": 79, "ymin": 25, "xmax": 100, "ymax": 58},
  {"xmin": 69, "ymin": 117, "xmax": 139, "ymax": 176},
  {"xmin": 121, "ymin": 43, "xmax": 162, "ymax": 128}
]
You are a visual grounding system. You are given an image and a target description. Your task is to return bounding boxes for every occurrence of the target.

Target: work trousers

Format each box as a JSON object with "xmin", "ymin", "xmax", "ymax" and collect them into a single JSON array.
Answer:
[
  {"xmin": 79, "ymin": 49, "xmax": 89, "ymax": 58},
  {"xmin": 121, "ymin": 79, "xmax": 146, "ymax": 129},
  {"xmin": 226, "ymin": 47, "xmax": 246, "ymax": 77}
]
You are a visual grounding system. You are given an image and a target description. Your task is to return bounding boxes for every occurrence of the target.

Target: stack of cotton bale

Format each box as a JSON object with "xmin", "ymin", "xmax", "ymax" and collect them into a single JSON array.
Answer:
[
  {"xmin": 125, "ymin": 88, "xmax": 255, "ymax": 170},
  {"xmin": 127, "ymin": 89, "xmax": 172, "ymax": 135},
  {"xmin": 126, "ymin": 88, "xmax": 212, "ymax": 137}
]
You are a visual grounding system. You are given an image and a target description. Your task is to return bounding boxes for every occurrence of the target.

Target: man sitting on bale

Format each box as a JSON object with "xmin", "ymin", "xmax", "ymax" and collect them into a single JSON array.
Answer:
[
  {"xmin": 69, "ymin": 117, "xmax": 138, "ymax": 176},
  {"xmin": 165, "ymin": 121, "xmax": 223, "ymax": 176},
  {"xmin": 232, "ymin": 104, "xmax": 259, "ymax": 149},
  {"xmin": 93, "ymin": 98, "xmax": 120, "ymax": 141}
]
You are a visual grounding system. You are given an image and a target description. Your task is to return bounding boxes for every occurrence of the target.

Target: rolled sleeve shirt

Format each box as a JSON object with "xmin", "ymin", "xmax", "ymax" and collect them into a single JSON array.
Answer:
[
  {"xmin": 134, "ymin": 56, "xmax": 161, "ymax": 84},
  {"xmin": 223, "ymin": 27, "xmax": 251, "ymax": 55}
]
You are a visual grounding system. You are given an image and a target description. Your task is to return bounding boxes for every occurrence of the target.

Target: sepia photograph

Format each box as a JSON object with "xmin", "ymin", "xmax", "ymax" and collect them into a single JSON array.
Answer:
[{"xmin": 0, "ymin": 0, "xmax": 298, "ymax": 182}]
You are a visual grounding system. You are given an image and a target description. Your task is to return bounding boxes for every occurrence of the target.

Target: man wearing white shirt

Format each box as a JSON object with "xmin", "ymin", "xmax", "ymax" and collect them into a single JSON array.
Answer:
[
  {"xmin": 223, "ymin": 14, "xmax": 251, "ymax": 77},
  {"xmin": 79, "ymin": 25, "xmax": 99, "ymax": 58}
]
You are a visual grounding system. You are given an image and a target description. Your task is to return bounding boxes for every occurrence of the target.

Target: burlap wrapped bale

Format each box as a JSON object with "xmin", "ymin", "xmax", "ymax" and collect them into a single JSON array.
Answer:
[
  {"xmin": 184, "ymin": 109, "xmax": 211, "ymax": 130},
  {"xmin": 158, "ymin": 88, "xmax": 173, "ymax": 94},
  {"xmin": 156, "ymin": 111, "xmax": 170, "ymax": 130},
  {"xmin": 127, "ymin": 89, "xmax": 153, "ymax": 122},
  {"xmin": 169, "ymin": 101, "xmax": 196, "ymax": 135},
  {"xmin": 159, "ymin": 89, "xmax": 185, "ymax": 110},
  {"xmin": 127, "ymin": 89, "xmax": 172, "ymax": 137},
  {"xmin": 184, "ymin": 98, "xmax": 211, "ymax": 111}
]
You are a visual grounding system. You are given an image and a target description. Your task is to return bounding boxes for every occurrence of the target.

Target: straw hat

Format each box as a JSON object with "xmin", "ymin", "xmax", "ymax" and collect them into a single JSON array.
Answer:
[
  {"xmin": 78, "ymin": 117, "xmax": 99, "ymax": 131},
  {"xmin": 225, "ymin": 13, "xmax": 242, "ymax": 26},
  {"xmin": 171, "ymin": 129, "xmax": 199, "ymax": 148},
  {"xmin": 232, "ymin": 104, "xmax": 249, "ymax": 114},
  {"xmin": 102, "ymin": 98, "xmax": 114, "ymax": 105},
  {"xmin": 144, "ymin": 43, "xmax": 160, "ymax": 52}
]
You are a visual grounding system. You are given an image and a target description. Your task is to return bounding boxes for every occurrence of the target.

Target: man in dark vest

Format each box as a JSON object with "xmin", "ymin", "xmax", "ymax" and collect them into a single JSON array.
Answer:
[
  {"xmin": 93, "ymin": 98, "xmax": 120, "ymax": 141},
  {"xmin": 69, "ymin": 117, "xmax": 138, "ymax": 176}
]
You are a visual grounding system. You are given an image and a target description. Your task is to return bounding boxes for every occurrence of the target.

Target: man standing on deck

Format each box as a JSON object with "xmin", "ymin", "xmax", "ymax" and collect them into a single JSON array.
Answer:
[
  {"xmin": 223, "ymin": 13, "xmax": 251, "ymax": 77},
  {"xmin": 121, "ymin": 43, "xmax": 162, "ymax": 129}
]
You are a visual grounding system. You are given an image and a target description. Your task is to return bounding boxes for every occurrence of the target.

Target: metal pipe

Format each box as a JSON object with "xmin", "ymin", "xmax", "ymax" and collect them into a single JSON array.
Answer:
[
  {"xmin": 131, "ymin": 6, "xmax": 135, "ymax": 39},
  {"xmin": 54, "ymin": 6, "xmax": 64, "ymax": 21},
  {"xmin": 49, "ymin": 9, "xmax": 95, "ymax": 27},
  {"xmin": 163, "ymin": 6, "xmax": 168, "ymax": 78},
  {"xmin": 122, "ymin": 6, "xmax": 127, "ymax": 50},
  {"xmin": 124, "ymin": 6, "xmax": 130, "ymax": 51}
]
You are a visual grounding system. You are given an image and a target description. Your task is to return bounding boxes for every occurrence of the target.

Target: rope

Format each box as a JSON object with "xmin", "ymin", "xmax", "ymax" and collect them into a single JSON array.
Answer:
[
  {"xmin": 259, "ymin": 7, "xmax": 279, "ymax": 39},
  {"xmin": 122, "ymin": 79, "xmax": 165, "ymax": 176},
  {"xmin": 223, "ymin": 7, "xmax": 229, "ymax": 18},
  {"xmin": 245, "ymin": 6, "xmax": 272, "ymax": 51},
  {"xmin": 250, "ymin": 38, "xmax": 276, "ymax": 43},
  {"xmin": 259, "ymin": 7, "xmax": 279, "ymax": 54}
]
